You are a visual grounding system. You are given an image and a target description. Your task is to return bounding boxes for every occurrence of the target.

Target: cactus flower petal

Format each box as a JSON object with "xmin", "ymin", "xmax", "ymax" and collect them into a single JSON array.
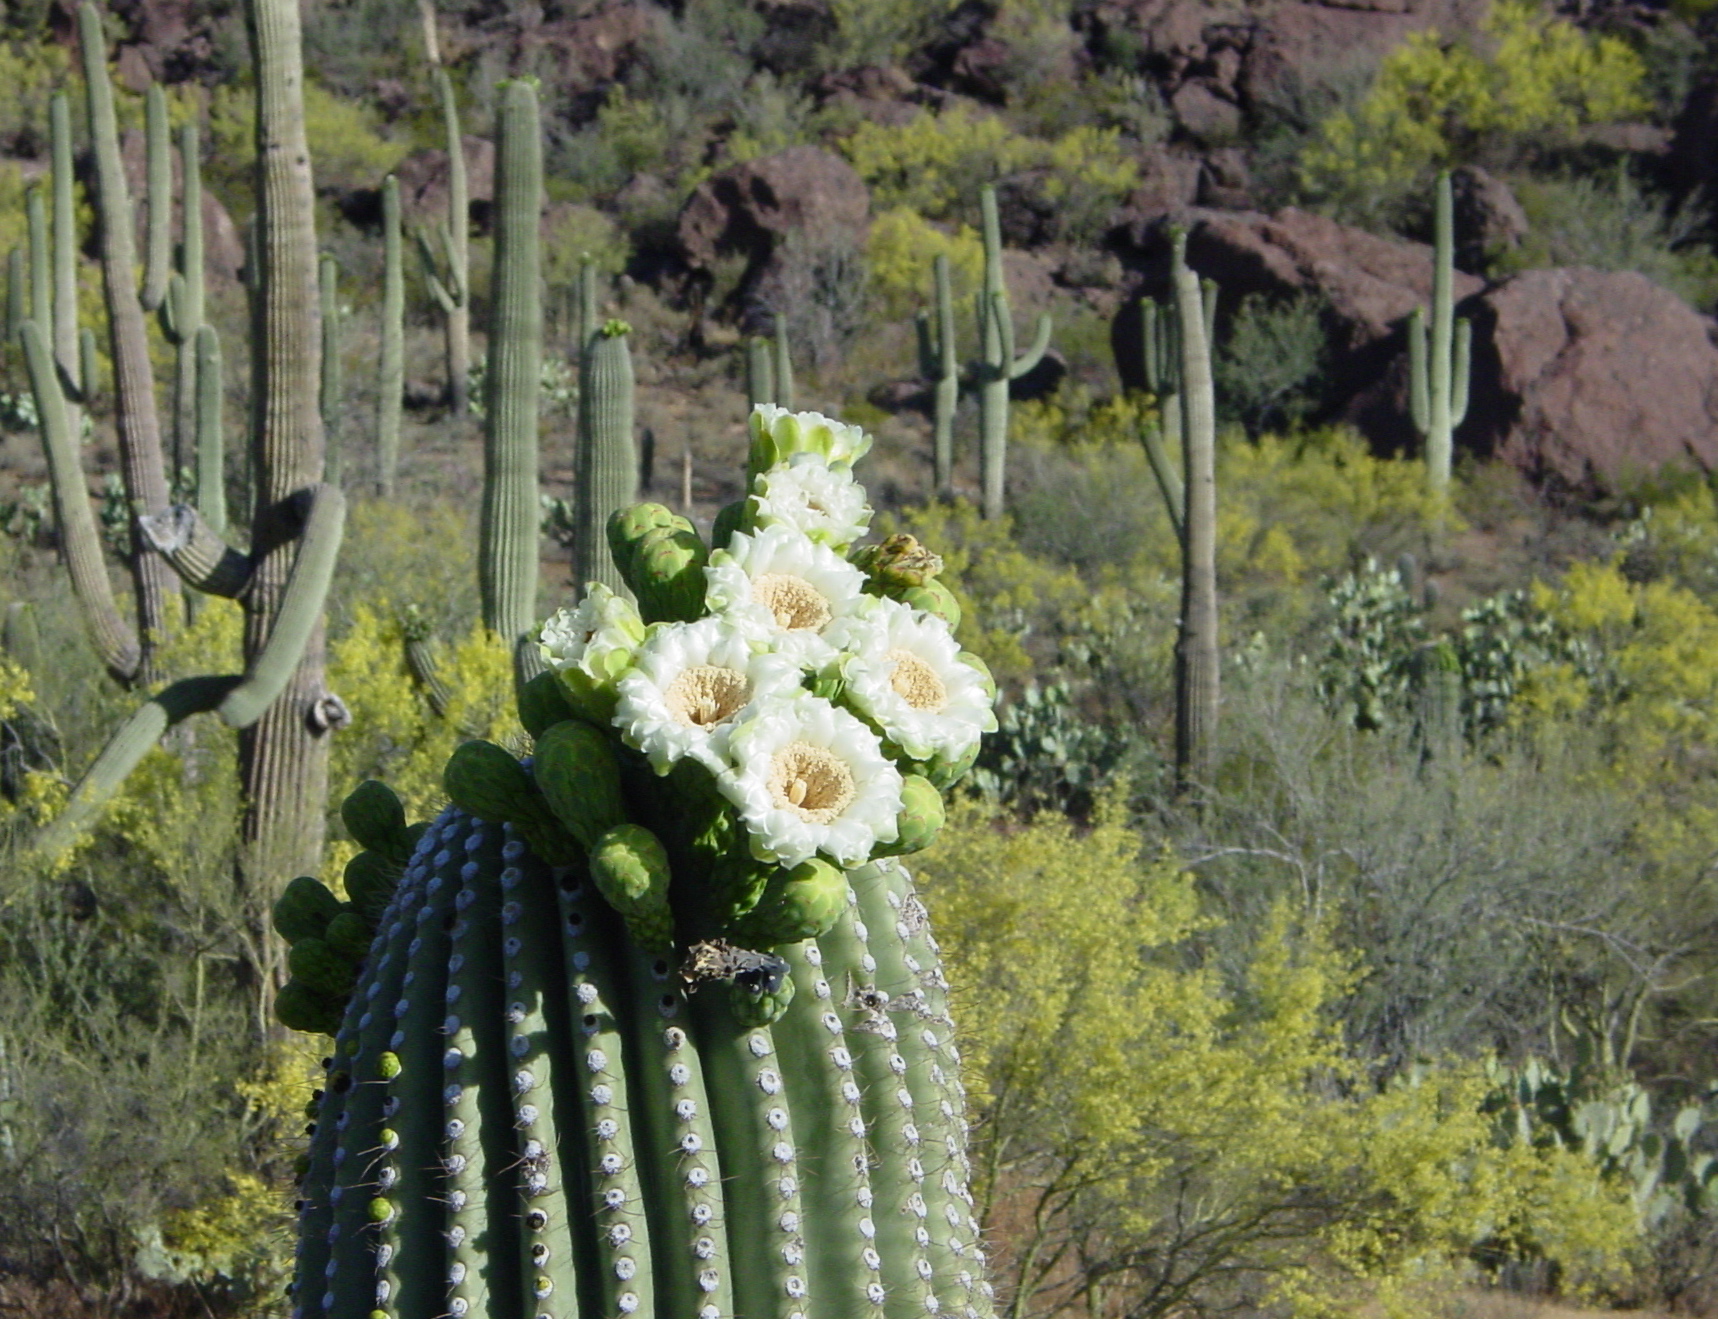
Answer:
[
  {"xmin": 747, "ymin": 452, "xmax": 872, "ymax": 549},
  {"xmin": 705, "ymin": 525, "xmax": 869, "ymax": 666}
]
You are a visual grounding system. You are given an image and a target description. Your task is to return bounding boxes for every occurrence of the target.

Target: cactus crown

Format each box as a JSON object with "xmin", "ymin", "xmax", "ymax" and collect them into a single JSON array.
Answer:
[{"xmin": 284, "ymin": 411, "xmax": 1001, "ymax": 1319}]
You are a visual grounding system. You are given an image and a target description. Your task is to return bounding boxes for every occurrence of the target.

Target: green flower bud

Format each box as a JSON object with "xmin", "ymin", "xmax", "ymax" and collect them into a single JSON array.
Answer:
[
  {"xmin": 275, "ymin": 979, "xmax": 345, "ymax": 1036},
  {"xmin": 288, "ymin": 938, "xmax": 359, "ymax": 999},
  {"xmin": 340, "ymin": 780, "xmax": 409, "ymax": 861},
  {"xmin": 873, "ymin": 774, "xmax": 945, "ymax": 856},
  {"xmin": 852, "ymin": 533, "xmax": 943, "ymax": 589},
  {"xmin": 343, "ymin": 850, "xmax": 399, "ymax": 918},
  {"xmin": 324, "ymin": 910, "xmax": 373, "ymax": 961},
  {"xmin": 728, "ymin": 965, "xmax": 795, "ymax": 1028},
  {"xmin": 900, "ymin": 578, "xmax": 961, "ymax": 632},
  {"xmin": 443, "ymin": 740, "xmax": 545, "ymax": 826},
  {"xmin": 734, "ymin": 857, "xmax": 848, "ymax": 947},
  {"xmin": 274, "ymin": 875, "xmax": 342, "ymax": 945},
  {"xmin": 589, "ymin": 823, "xmax": 675, "ymax": 952},
  {"xmin": 630, "ymin": 524, "xmax": 709, "ymax": 624},
  {"xmin": 607, "ymin": 502, "xmax": 691, "ymax": 584},
  {"xmin": 532, "ymin": 720, "xmax": 627, "ymax": 851}
]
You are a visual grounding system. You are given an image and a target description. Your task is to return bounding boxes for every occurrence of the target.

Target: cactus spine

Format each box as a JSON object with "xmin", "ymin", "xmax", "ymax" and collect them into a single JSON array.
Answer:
[
  {"xmin": 916, "ymin": 253, "xmax": 959, "ymax": 496},
  {"xmin": 1408, "ymin": 170, "xmax": 1471, "ymax": 503},
  {"xmin": 974, "ymin": 184, "xmax": 1051, "ymax": 520},
  {"xmin": 418, "ymin": 67, "xmax": 471, "ymax": 415},
  {"xmin": 1171, "ymin": 237, "xmax": 1219, "ymax": 795},
  {"xmin": 574, "ymin": 321, "xmax": 637, "ymax": 594},
  {"xmin": 319, "ymin": 254, "xmax": 343, "ymax": 485},
  {"xmin": 479, "ymin": 79, "xmax": 542, "ymax": 673},
  {"xmin": 377, "ymin": 173, "xmax": 404, "ymax": 497}
]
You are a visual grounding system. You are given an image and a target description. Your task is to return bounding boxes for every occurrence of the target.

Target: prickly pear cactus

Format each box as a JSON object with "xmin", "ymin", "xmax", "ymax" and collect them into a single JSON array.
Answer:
[{"xmin": 285, "ymin": 407, "xmax": 1000, "ymax": 1319}]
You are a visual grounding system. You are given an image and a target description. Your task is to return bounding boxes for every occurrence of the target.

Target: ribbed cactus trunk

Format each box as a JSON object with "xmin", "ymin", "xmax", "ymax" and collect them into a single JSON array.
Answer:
[
  {"xmin": 377, "ymin": 174, "xmax": 404, "ymax": 498},
  {"xmin": 479, "ymin": 80, "xmax": 541, "ymax": 672},
  {"xmin": 973, "ymin": 186, "xmax": 1051, "ymax": 522},
  {"xmin": 1409, "ymin": 171, "xmax": 1471, "ymax": 506},
  {"xmin": 79, "ymin": 4, "xmax": 177, "ymax": 675},
  {"xmin": 49, "ymin": 94, "xmax": 82, "ymax": 445},
  {"xmin": 574, "ymin": 323, "xmax": 637, "ymax": 594},
  {"xmin": 1172, "ymin": 255, "xmax": 1219, "ymax": 796},
  {"xmin": 164, "ymin": 119, "xmax": 207, "ymax": 482},
  {"xmin": 428, "ymin": 67, "xmax": 471, "ymax": 417},
  {"xmin": 242, "ymin": 0, "xmax": 334, "ymax": 909}
]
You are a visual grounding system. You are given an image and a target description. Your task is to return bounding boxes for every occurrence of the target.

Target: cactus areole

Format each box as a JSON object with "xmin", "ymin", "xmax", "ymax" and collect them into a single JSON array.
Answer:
[{"xmin": 284, "ymin": 408, "xmax": 1001, "ymax": 1319}]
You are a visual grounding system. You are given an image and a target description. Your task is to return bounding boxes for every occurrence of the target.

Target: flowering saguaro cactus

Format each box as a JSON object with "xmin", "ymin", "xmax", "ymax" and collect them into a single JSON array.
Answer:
[{"xmin": 283, "ymin": 405, "xmax": 1000, "ymax": 1319}]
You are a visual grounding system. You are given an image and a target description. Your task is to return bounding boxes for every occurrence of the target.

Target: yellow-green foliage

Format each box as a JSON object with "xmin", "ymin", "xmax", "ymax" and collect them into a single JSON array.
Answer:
[
  {"xmin": 209, "ymin": 78, "xmax": 408, "ymax": 204},
  {"xmin": 825, "ymin": 0, "xmax": 962, "ymax": 67},
  {"xmin": 865, "ymin": 206, "xmax": 984, "ymax": 320},
  {"xmin": 0, "ymin": 39, "xmax": 71, "ymax": 153},
  {"xmin": 1301, "ymin": 0, "xmax": 1648, "ymax": 200},
  {"xmin": 0, "ymin": 650, "xmax": 32, "ymax": 723},
  {"xmin": 544, "ymin": 204, "xmax": 631, "ymax": 288},
  {"xmin": 915, "ymin": 796, "xmax": 1640, "ymax": 1317},
  {"xmin": 842, "ymin": 104, "xmax": 1137, "ymax": 222}
]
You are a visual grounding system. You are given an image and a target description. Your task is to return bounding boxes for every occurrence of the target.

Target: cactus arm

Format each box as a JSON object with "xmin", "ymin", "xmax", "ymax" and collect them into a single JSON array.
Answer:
[
  {"xmin": 915, "ymin": 311, "xmax": 936, "ymax": 382},
  {"xmin": 575, "ymin": 258, "xmax": 598, "ymax": 356},
  {"xmin": 49, "ymin": 94, "xmax": 80, "ymax": 401},
  {"xmin": 927, "ymin": 253, "xmax": 959, "ymax": 495},
  {"xmin": 319, "ymin": 255, "xmax": 342, "ymax": 486},
  {"xmin": 161, "ymin": 271, "xmax": 185, "ymax": 345},
  {"xmin": 21, "ymin": 320, "xmax": 140, "ymax": 681},
  {"xmin": 622, "ymin": 948, "xmax": 733, "ymax": 1319},
  {"xmin": 821, "ymin": 889, "xmax": 938, "ymax": 1319},
  {"xmin": 324, "ymin": 874, "xmax": 420, "ymax": 1319},
  {"xmin": 194, "ymin": 325, "xmax": 226, "ymax": 536},
  {"xmin": 378, "ymin": 175, "xmax": 404, "ymax": 498},
  {"xmin": 1173, "ymin": 255, "xmax": 1220, "ymax": 795},
  {"xmin": 138, "ymin": 502, "xmax": 252, "ymax": 596},
  {"xmin": 573, "ymin": 323, "xmax": 638, "ymax": 596},
  {"xmin": 1201, "ymin": 277, "xmax": 1218, "ymax": 349},
  {"xmin": 1140, "ymin": 298, "xmax": 1162, "ymax": 394},
  {"xmin": 773, "ymin": 939, "xmax": 887, "ymax": 1319},
  {"xmin": 436, "ymin": 66, "xmax": 471, "ymax": 414},
  {"xmin": 559, "ymin": 867, "xmax": 660, "ymax": 1319},
  {"xmin": 746, "ymin": 336, "xmax": 775, "ymax": 410},
  {"xmin": 689, "ymin": 996, "xmax": 810, "ymax": 1319},
  {"xmin": 141, "ymin": 84, "xmax": 171, "ymax": 313},
  {"xmin": 415, "ymin": 227, "xmax": 458, "ymax": 314},
  {"xmin": 498, "ymin": 835, "xmax": 589, "ymax": 1315},
  {"xmin": 480, "ymin": 81, "xmax": 542, "ymax": 674},
  {"xmin": 772, "ymin": 311, "xmax": 795, "ymax": 411},
  {"xmin": 1451, "ymin": 317, "xmax": 1471, "ymax": 429},
  {"xmin": 168, "ymin": 120, "xmax": 206, "ymax": 469},
  {"xmin": 1139, "ymin": 418, "xmax": 1185, "ymax": 546},
  {"xmin": 443, "ymin": 823, "xmax": 526, "ymax": 1318},
  {"xmin": 26, "ymin": 187, "xmax": 49, "ymax": 337},
  {"xmin": 1008, "ymin": 311, "xmax": 1052, "ymax": 380},
  {"xmin": 1408, "ymin": 308, "xmax": 1429, "ymax": 436},
  {"xmin": 176, "ymin": 120, "xmax": 205, "ymax": 337},
  {"xmin": 76, "ymin": 327, "xmax": 99, "ymax": 406},
  {"xmin": 79, "ymin": 2, "xmax": 175, "ymax": 661},
  {"xmin": 374, "ymin": 821, "xmax": 464, "ymax": 1319}
]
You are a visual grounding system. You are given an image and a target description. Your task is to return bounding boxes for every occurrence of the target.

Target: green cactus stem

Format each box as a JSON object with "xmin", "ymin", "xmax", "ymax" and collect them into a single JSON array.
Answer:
[
  {"xmin": 480, "ymin": 79, "xmax": 542, "ymax": 678},
  {"xmin": 377, "ymin": 173, "xmax": 404, "ymax": 497},
  {"xmin": 1407, "ymin": 171, "xmax": 1471, "ymax": 504},
  {"xmin": 141, "ymin": 83, "xmax": 171, "ymax": 314},
  {"xmin": 418, "ymin": 67, "xmax": 471, "ymax": 415},
  {"xmin": 194, "ymin": 325, "xmax": 225, "ymax": 537},
  {"xmin": 575, "ymin": 321, "xmax": 638, "ymax": 595},
  {"xmin": 80, "ymin": 3, "xmax": 177, "ymax": 670},
  {"xmin": 1171, "ymin": 240, "xmax": 1219, "ymax": 796},
  {"xmin": 574, "ymin": 255, "xmax": 598, "ymax": 357},
  {"xmin": 5, "ymin": 247, "xmax": 22, "ymax": 349},
  {"xmin": 19, "ymin": 319, "xmax": 139, "ymax": 681},
  {"xmin": 32, "ymin": 484, "xmax": 345, "ymax": 858},
  {"xmin": 1132, "ymin": 273, "xmax": 1217, "ymax": 546},
  {"xmin": 50, "ymin": 94, "xmax": 84, "ymax": 417},
  {"xmin": 401, "ymin": 606, "xmax": 453, "ymax": 719},
  {"xmin": 915, "ymin": 253, "xmax": 958, "ymax": 496},
  {"xmin": 319, "ymin": 254, "xmax": 343, "ymax": 486},
  {"xmin": 974, "ymin": 184, "xmax": 1051, "ymax": 521},
  {"xmin": 161, "ymin": 119, "xmax": 207, "ymax": 483}
]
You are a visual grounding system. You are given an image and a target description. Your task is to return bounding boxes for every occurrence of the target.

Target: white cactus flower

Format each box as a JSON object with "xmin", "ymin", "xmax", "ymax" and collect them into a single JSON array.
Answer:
[
  {"xmin": 705, "ymin": 525, "xmax": 868, "ymax": 665},
  {"xmin": 539, "ymin": 583, "xmax": 647, "ymax": 715},
  {"xmin": 748, "ymin": 404, "xmax": 872, "ymax": 476},
  {"xmin": 748, "ymin": 452, "xmax": 872, "ymax": 550},
  {"xmin": 717, "ymin": 692, "xmax": 903, "ymax": 868},
  {"xmin": 613, "ymin": 618, "xmax": 805, "ymax": 775},
  {"xmin": 825, "ymin": 597, "xmax": 998, "ymax": 764}
]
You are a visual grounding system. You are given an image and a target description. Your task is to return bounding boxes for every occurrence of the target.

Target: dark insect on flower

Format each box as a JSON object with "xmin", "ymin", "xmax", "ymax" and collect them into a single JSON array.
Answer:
[{"xmin": 680, "ymin": 939, "xmax": 790, "ymax": 996}]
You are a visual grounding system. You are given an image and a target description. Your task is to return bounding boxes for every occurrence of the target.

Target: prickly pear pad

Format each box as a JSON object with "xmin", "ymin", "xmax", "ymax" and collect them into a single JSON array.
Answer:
[{"xmin": 285, "ymin": 409, "xmax": 999, "ymax": 1319}]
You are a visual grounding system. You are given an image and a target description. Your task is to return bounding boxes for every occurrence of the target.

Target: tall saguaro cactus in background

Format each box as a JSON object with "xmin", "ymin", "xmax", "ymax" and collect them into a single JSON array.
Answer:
[
  {"xmin": 377, "ymin": 174, "xmax": 404, "ymax": 497},
  {"xmin": 319, "ymin": 254, "xmax": 343, "ymax": 485},
  {"xmin": 161, "ymin": 119, "xmax": 208, "ymax": 478},
  {"xmin": 974, "ymin": 184, "xmax": 1051, "ymax": 521},
  {"xmin": 29, "ymin": 0, "xmax": 345, "ymax": 956},
  {"xmin": 1171, "ymin": 241, "xmax": 1220, "ymax": 795},
  {"xmin": 916, "ymin": 252, "xmax": 958, "ymax": 496},
  {"xmin": 479, "ymin": 79, "xmax": 541, "ymax": 679},
  {"xmin": 1408, "ymin": 170, "xmax": 1471, "ymax": 503},
  {"xmin": 742, "ymin": 315, "xmax": 794, "ymax": 412},
  {"xmin": 575, "ymin": 320, "xmax": 637, "ymax": 593},
  {"xmin": 418, "ymin": 67, "xmax": 471, "ymax": 415},
  {"xmin": 1130, "ymin": 269, "xmax": 1218, "ymax": 546}
]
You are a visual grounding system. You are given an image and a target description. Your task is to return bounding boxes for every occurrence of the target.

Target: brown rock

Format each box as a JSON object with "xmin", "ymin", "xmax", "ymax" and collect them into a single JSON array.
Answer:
[
  {"xmin": 393, "ymin": 136, "xmax": 497, "ymax": 227},
  {"xmin": 516, "ymin": 3, "xmax": 661, "ymax": 91},
  {"xmin": 1170, "ymin": 79, "xmax": 1242, "ymax": 142},
  {"xmin": 677, "ymin": 145, "xmax": 870, "ymax": 273},
  {"xmin": 1449, "ymin": 165, "xmax": 1527, "ymax": 273},
  {"xmin": 1197, "ymin": 147, "xmax": 1252, "ymax": 209},
  {"xmin": 1107, "ymin": 146, "xmax": 1203, "ymax": 249},
  {"xmin": 1470, "ymin": 268, "xmax": 1718, "ymax": 490}
]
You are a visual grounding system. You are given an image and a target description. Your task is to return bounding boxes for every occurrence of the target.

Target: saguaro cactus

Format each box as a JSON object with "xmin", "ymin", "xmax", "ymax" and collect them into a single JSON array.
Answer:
[
  {"xmin": 418, "ymin": 67, "xmax": 471, "ymax": 415},
  {"xmin": 1129, "ymin": 268, "xmax": 1217, "ymax": 546},
  {"xmin": 377, "ymin": 174, "xmax": 404, "ymax": 497},
  {"xmin": 319, "ymin": 254, "xmax": 343, "ymax": 485},
  {"xmin": 479, "ymin": 80, "xmax": 542, "ymax": 676},
  {"xmin": 284, "ymin": 405, "xmax": 1000, "ymax": 1319},
  {"xmin": 161, "ymin": 119, "xmax": 208, "ymax": 479},
  {"xmin": 1408, "ymin": 170, "xmax": 1471, "ymax": 503},
  {"xmin": 973, "ymin": 184, "xmax": 1051, "ymax": 521},
  {"xmin": 1170, "ymin": 240, "xmax": 1219, "ymax": 795},
  {"xmin": 574, "ymin": 320, "xmax": 637, "ymax": 594},
  {"xmin": 916, "ymin": 253, "xmax": 958, "ymax": 496}
]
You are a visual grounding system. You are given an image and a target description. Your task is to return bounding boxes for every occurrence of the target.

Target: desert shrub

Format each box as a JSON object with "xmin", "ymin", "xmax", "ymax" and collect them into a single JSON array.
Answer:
[
  {"xmin": 842, "ymin": 105, "xmax": 1137, "ymax": 233},
  {"xmin": 1496, "ymin": 166, "xmax": 1718, "ymax": 311},
  {"xmin": 918, "ymin": 793, "xmax": 1640, "ymax": 1319},
  {"xmin": 543, "ymin": 204, "xmax": 631, "ymax": 289},
  {"xmin": 863, "ymin": 206, "xmax": 984, "ymax": 320},
  {"xmin": 208, "ymin": 78, "xmax": 409, "ymax": 209},
  {"xmin": 0, "ymin": 37, "xmax": 70, "ymax": 156},
  {"xmin": 1299, "ymin": 1, "xmax": 1648, "ymax": 222},
  {"xmin": 1216, "ymin": 291, "xmax": 1330, "ymax": 434},
  {"xmin": 749, "ymin": 228, "xmax": 870, "ymax": 371},
  {"xmin": 821, "ymin": 0, "xmax": 960, "ymax": 68}
]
